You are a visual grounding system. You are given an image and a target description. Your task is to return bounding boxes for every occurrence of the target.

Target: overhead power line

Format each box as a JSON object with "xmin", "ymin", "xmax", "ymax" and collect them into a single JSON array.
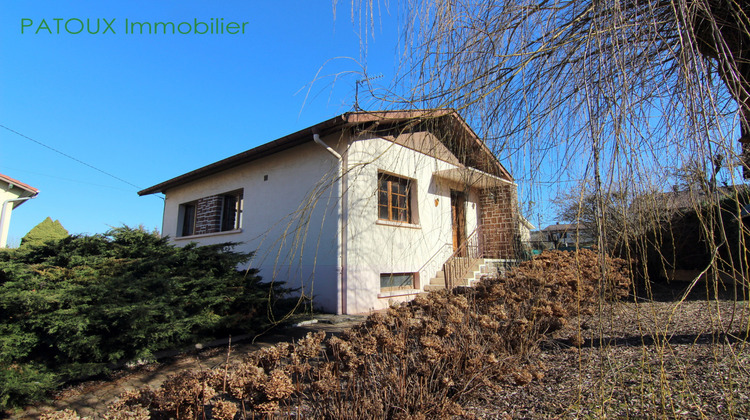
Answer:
[{"xmin": 1, "ymin": 124, "xmax": 143, "ymax": 190}]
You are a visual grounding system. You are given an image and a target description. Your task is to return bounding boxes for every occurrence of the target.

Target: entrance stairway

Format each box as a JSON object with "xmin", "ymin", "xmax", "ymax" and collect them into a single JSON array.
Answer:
[{"xmin": 424, "ymin": 258, "xmax": 494, "ymax": 291}]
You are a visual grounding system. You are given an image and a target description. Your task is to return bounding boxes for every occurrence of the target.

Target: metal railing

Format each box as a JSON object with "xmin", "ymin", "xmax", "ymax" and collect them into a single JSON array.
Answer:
[{"xmin": 443, "ymin": 227, "xmax": 484, "ymax": 289}]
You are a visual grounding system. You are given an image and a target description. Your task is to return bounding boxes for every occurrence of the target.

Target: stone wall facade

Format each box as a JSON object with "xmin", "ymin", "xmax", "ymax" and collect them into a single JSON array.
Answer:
[
  {"xmin": 194, "ymin": 195, "xmax": 223, "ymax": 235},
  {"xmin": 478, "ymin": 184, "xmax": 520, "ymax": 259}
]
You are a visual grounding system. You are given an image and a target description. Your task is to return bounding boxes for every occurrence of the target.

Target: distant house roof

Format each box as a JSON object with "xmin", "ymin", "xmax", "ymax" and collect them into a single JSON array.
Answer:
[
  {"xmin": 542, "ymin": 223, "xmax": 579, "ymax": 232},
  {"xmin": 632, "ymin": 185, "xmax": 749, "ymax": 216},
  {"xmin": 0, "ymin": 173, "xmax": 39, "ymax": 196},
  {"xmin": 138, "ymin": 109, "xmax": 513, "ymax": 196}
]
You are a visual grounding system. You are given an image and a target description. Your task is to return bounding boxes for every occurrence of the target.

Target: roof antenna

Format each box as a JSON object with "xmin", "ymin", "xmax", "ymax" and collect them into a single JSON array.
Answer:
[{"xmin": 354, "ymin": 74, "xmax": 383, "ymax": 111}]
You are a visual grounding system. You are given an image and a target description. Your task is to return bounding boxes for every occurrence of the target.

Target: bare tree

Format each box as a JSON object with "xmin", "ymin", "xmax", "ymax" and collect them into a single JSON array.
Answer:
[
  {"xmin": 553, "ymin": 181, "xmax": 632, "ymax": 252},
  {"xmin": 341, "ymin": 1, "xmax": 750, "ymax": 415},
  {"xmin": 345, "ymin": 0, "xmax": 749, "ymax": 271}
]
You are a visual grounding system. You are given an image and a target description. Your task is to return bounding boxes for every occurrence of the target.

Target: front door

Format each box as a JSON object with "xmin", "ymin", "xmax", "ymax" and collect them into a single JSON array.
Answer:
[{"xmin": 451, "ymin": 191, "xmax": 467, "ymax": 253}]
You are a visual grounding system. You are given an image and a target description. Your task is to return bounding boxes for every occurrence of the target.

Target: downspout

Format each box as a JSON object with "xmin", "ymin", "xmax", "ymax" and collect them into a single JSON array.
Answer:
[
  {"xmin": 313, "ymin": 131, "xmax": 346, "ymax": 314},
  {"xmin": 0, "ymin": 197, "xmax": 34, "ymax": 248},
  {"xmin": 313, "ymin": 133, "xmax": 342, "ymax": 160}
]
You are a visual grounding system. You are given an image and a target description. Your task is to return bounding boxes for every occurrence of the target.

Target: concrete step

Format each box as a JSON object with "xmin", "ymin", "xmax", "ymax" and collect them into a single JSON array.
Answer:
[
  {"xmin": 425, "ymin": 259, "xmax": 493, "ymax": 291},
  {"xmin": 423, "ymin": 258, "xmax": 525, "ymax": 293},
  {"xmin": 429, "ymin": 270, "xmax": 446, "ymax": 286}
]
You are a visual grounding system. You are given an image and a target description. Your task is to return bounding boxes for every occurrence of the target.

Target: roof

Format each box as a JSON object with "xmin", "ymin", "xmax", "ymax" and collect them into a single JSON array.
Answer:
[
  {"xmin": 632, "ymin": 185, "xmax": 749, "ymax": 215},
  {"xmin": 519, "ymin": 216, "xmax": 535, "ymax": 230},
  {"xmin": 138, "ymin": 109, "xmax": 513, "ymax": 196},
  {"xmin": 542, "ymin": 223, "xmax": 579, "ymax": 232},
  {"xmin": 0, "ymin": 173, "xmax": 39, "ymax": 196}
]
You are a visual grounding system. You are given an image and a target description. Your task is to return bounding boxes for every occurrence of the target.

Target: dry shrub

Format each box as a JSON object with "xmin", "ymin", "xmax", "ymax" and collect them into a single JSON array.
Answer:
[
  {"xmin": 39, "ymin": 409, "xmax": 85, "ymax": 420},
  {"xmin": 475, "ymin": 249, "xmax": 632, "ymax": 341},
  {"xmin": 92, "ymin": 249, "xmax": 629, "ymax": 419}
]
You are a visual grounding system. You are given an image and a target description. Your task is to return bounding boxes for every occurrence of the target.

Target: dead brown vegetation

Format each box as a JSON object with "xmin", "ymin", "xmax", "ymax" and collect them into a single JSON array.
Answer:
[{"xmin": 40, "ymin": 250, "xmax": 630, "ymax": 419}]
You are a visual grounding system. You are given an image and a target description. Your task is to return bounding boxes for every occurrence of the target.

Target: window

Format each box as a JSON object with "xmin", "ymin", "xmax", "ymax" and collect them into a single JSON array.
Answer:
[
  {"xmin": 378, "ymin": 172, "xmax": 412, "ymax": 223},
  {"xmin": 380, "ymin": 273, "xmax": 416, "ymax": 291},
  {"xmin": 220, "ymin": 192, "xmax": 242, "ymax": 231},
  {"xmin": 179, "ymin": 202, "xmax": 196, "ymax": 236},
  {"xmin": 177, "ymin": 189, "xmax": 243, "ymax": 237}
]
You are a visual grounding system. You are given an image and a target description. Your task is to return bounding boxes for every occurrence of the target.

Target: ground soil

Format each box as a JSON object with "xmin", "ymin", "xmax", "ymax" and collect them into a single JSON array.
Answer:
[
  {"xmin": 466, "ymin": 297, "xmax": 750, "ymax": 419},
  {"xmin": 9, "ymin": 296, "xmax": 750, "ymax": 419}
]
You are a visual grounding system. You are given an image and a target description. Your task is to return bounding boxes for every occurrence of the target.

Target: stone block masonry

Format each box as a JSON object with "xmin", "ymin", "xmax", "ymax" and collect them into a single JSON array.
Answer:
[
  {"xmin": 194, "ymin": 195, "xmax": 223, "ymax": 235},
  {"xmin": 479, "ymin": 184, "xmax": 520, "ymax": 259}
]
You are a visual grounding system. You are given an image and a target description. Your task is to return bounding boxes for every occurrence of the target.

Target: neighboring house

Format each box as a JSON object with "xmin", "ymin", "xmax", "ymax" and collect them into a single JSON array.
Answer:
[
  {"xmin": 0, "ymin": 173, "xmax": 39, "ymax": 248},
  {"xmin": 632, "ymin": 185, "xmax": 750, "ymax": 282},
  {"xmin": 633, "ymin": 185, "xmax": 746, "ymax": 218},
  {"xmin": 139, "ymin": 110, "xmax": 521, "ymax": 314},
  {"xmin": 518, "ymin": 216, "xmax": 535, "ymax": 251},
  {"xmin": 529, "ymin": 229, "xmax": 550, "ymax": 251},
  {"xmin": 540, "ymin": 223, "xmax": 594, "ymax": 249}
]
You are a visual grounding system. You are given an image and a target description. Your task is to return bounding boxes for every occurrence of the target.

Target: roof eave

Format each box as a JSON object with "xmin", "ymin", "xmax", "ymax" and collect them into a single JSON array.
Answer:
[
  {"xmin": 138, "ymin": 109, "xmax": 514, "ymax": 195},
  {"xmin": 0, "ymin": 174, "xmax": 39, "ymax": 196},
  {"xmin": 138, "ymin": 114, "xmax": 348, "ymax": 196}
]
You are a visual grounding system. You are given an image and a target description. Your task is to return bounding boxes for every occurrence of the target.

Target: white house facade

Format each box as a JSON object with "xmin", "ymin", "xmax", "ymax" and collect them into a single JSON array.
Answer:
[
  {"xmin": 139, "ymin": 110, "xmax": 521, "ymax": 314},
  {"xmin": 0, "ymin": 173, "xmax": 39, "ymax": 248}
]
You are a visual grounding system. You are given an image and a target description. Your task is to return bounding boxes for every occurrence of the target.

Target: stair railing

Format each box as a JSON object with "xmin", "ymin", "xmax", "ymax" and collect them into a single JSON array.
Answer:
[{"xmin": 443, "ymin": 227, "xmax": 484, "ymax": 289}]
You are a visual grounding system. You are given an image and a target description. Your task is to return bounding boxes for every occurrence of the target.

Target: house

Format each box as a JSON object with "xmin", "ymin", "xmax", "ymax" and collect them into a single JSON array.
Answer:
[
  {"xmin": 0, "ymin": 173, "xmax": 39, "ymax": 248},
  {"xmin": 540, "ymin": 223, "xmax": 595, "ymax": 249},
  {"xmin": 138, "ymin": 110, "xmax": 521, "ymax": 314},
  {"xmin": 632, "ymin": 185, "xmax": 750, "ymax": 284},
  {"xmin": 518, "ymin": 216, "xmax": 534, "ymax": 244}
]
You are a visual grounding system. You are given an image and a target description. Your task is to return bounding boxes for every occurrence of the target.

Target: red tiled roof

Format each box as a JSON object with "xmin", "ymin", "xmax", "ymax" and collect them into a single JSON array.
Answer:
[{"xmin": 0, "ymin": 173, "xmax": 39, "ymax": 195}]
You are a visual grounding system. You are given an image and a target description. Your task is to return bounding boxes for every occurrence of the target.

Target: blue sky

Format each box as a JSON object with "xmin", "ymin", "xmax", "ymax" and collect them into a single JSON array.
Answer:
[{"xmin": 1, "ymin": 1, "xmax": 402, "ymax": 245}]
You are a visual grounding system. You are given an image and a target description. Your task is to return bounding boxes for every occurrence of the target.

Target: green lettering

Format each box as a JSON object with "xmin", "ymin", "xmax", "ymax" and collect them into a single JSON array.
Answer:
[
  {"xmin": 154, "ymin": 22, "xmax": 175, "ymax": 34},
  {"xmin": 86, "ymin": 18, "xmax": 100, "ymax": 34},
  {"xmin": 65, "ymin": 18, "xmax": 83, "ymax": 34},
  {"xmin": 226, "ymin": 22, "xmax": 239, "ymax": 34},
  {"xmin": 193, "ymin": 19, "xmax": 208, "ymax": 34},
  {"xmin": 130, "ymin": 21, "xmax": 151, "ymax": 34},
  {"xmin": 177, "ymin": 22, "xmax": 191, "ymax": 34},
  {"xmin": 21, "ymin": 18, "xmax": 32, "ymax": 34},
  {"xmin": 103, "ymin": 18, "xmax": 115, "ymax": 34},
  {"xmin": 36, "ymin": 19, "xmax": 51, "ymax": 34},
  {"xmin": 242, "ymin": 22, "xmax": 249, "ymax": 34}
]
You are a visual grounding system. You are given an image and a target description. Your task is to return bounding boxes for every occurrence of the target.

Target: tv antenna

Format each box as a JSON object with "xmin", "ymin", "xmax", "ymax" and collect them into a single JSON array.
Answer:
[{"xmin": 354, "ymin": 74, "xmax": 383, "ymax": 111}]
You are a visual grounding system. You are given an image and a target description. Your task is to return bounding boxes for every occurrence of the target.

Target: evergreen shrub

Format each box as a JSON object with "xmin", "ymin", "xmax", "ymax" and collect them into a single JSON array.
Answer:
[{"xmin": 0, "ymin": 227, "xmax": 286, "ymax": 410}]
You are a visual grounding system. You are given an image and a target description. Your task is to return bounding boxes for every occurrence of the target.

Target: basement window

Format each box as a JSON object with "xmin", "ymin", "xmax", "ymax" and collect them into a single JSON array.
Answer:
[{"xmin": 380, "ymin": 273, "xmax": 416, "ymax": 292}]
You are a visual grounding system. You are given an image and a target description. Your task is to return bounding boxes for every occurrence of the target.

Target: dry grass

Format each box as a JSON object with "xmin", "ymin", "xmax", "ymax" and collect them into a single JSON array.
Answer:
[{"xmin": 467, "ymin": 299, "xmax": 750, "ymax": 418}]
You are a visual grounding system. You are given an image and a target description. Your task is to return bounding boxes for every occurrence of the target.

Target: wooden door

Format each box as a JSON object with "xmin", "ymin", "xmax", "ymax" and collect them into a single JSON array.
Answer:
[{"xmin": 451, "ymin": 191, "xmax": 466, "ymax": 253}]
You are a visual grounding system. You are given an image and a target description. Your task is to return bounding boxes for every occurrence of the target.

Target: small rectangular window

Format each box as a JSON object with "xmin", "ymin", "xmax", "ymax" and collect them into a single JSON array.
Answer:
[
  {"xmin": 378, "ymin": 173, "xmax": 412, "ymax": 223},
  {"xmin": 179, "ymin": 203, "xmax": 196, "ymax": 237},
  {"xmin": 220, "ymin": 191, "xmax": 243, "ymax": 231},
  {"xmin": 380, "ymin": 273, "xmax": 416, "ymax": 291}
]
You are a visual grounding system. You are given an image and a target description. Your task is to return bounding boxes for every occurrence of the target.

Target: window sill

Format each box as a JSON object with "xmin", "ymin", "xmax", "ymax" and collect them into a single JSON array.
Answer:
[
  {"xmin": 175, "ymin": 229, "xmax": 243, "ymax": 241},
  {"xmin": 376, "ymin": 220, "xmax": 421, "ymax": 229},
  {"xmin": 378, "ymin": 289, "xmax": 421, "ymax": 298}
]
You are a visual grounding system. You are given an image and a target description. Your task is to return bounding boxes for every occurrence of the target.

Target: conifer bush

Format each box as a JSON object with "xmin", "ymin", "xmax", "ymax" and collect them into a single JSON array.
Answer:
[
  {"xmin": 0, "ymin": 227, "xmax": 288, "ymax": 410},
  {"xmin": 18, "ymin": 217, "xmax": 69, "ymax": 249}
]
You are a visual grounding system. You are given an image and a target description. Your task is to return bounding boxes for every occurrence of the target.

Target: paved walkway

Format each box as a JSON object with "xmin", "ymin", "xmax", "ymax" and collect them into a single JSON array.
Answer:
[{"xmin": 15, "ymin": 315, "xmax": 366, "ymax": 419}]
